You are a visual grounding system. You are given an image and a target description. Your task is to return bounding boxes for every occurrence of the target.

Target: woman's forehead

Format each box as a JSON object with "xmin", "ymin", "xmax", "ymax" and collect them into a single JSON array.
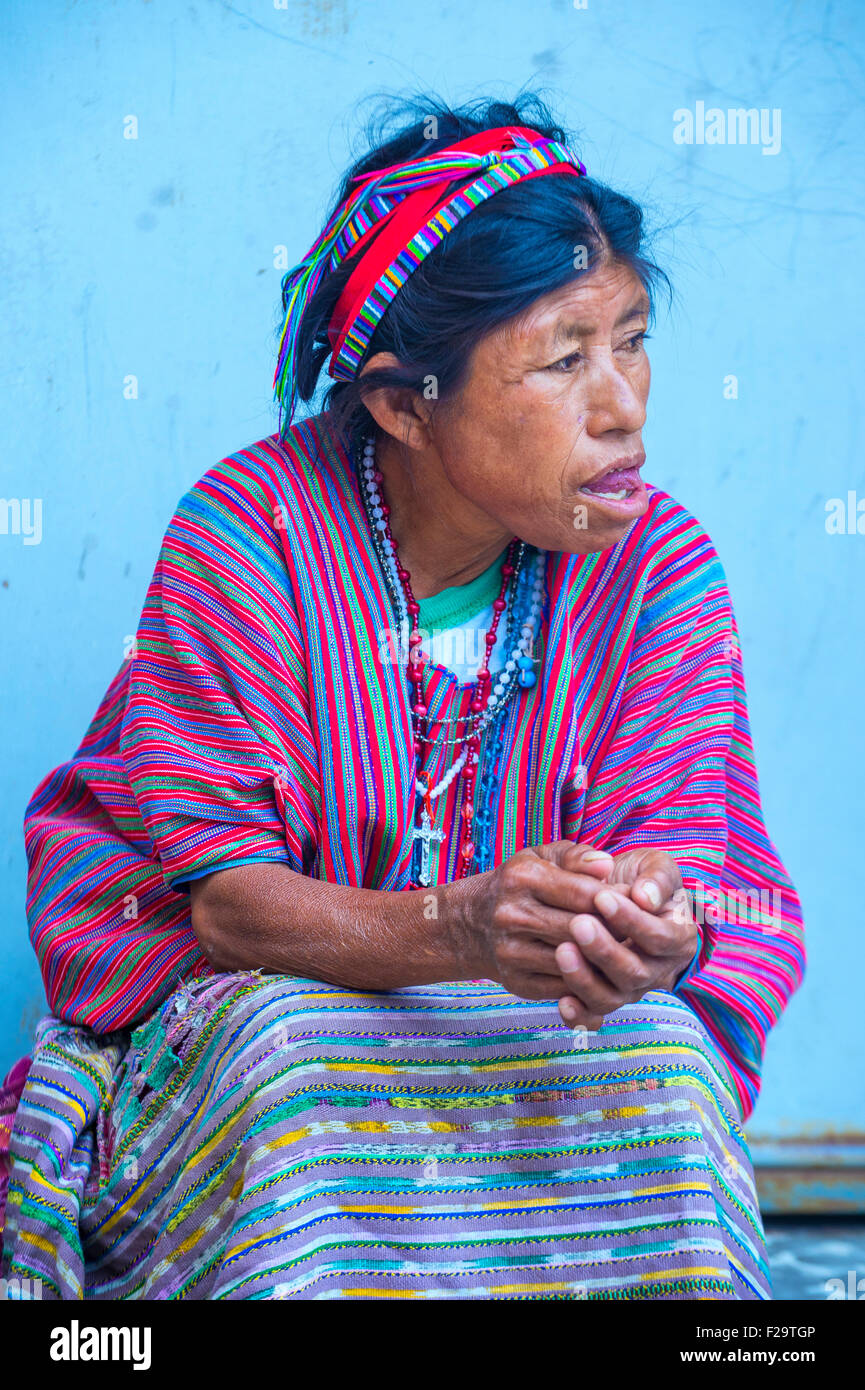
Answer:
[{"xmin": 498, "ymin": 267, "xmax": 650, "ymax": 351}]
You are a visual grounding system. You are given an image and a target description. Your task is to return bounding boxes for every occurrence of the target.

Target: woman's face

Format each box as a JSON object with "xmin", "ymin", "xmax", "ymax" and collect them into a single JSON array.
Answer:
[{"xmin": 430, "ymin": 259, "xmax": 651, "ymax": 555}]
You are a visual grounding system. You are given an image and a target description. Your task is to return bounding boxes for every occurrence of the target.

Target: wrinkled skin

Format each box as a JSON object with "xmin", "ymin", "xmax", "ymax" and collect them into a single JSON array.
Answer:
[{"xmin": 363, "ymin": 258, "xmax": 652, "ymax": 596}]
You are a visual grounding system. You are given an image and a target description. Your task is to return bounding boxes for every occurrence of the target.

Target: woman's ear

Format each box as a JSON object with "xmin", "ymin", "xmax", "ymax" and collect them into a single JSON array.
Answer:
[{"xmin": 358, "ymin": 352, "xmax": 435, "ymax": 451}]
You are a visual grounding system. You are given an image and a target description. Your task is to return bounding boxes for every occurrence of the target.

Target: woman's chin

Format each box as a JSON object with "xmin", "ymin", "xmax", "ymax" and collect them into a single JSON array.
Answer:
[{"xmin": 539, "ymin": 485, "xmax": 649, "ymax": 554}]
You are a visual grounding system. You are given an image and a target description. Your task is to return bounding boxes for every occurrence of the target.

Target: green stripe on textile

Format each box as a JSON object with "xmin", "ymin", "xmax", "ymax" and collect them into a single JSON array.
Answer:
[{"xmin": 417, "ymin": 549, "xmax": 508, "ymax": 632}]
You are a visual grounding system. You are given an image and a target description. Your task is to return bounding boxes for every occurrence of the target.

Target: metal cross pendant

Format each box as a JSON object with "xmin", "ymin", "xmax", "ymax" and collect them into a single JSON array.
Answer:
[{"xmin": 412, "ymin": 808, "xmax": 445, "ymax": 887}]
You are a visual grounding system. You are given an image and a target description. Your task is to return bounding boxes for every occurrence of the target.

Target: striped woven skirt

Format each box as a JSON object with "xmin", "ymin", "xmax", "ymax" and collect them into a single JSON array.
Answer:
[{"xmin": 1, "ymin": 973, "xmax": 771, "ymax": 1300}]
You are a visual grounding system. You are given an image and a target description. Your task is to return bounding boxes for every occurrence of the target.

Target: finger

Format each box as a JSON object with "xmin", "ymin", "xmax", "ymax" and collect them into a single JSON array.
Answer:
[
  {"xmin": 535, "ymin": 840, "xmax": 616, "ymax": 883},
  {"xmin": 592, "ymin": 887, "xmax": 683, "ymax": 958},
  {"xmin": 566, "ymin": 913, "xmax": 652, "ymax": 995},
  {"xmin": 554, "ymin": 939, "xmax": 627, "ymax": 1015},
  {"xmin": 557, "ymin": 995, "xmax": 605, "ymax": 1031},
  {"xmin": 510, "ymin": 971, "xmax": 574, "ymax": 1001},
  {"xmin": 627, "ymin": 850, "xmax": 682, "ymax": 914},
  {"xmin": 514, "ymin": 858, "xmax": 631, "ymax": 920},
  {"xmin": 498, "ymin": 905, "xmax": 600, "ymax": 955},
  {"xmin": 668, "ymin": 887, "xmax": 693, "ymax": 927},
  {"xmin": 498, "ymin": 931, "xmax": 581, "ymax": 981},
  {"xmin": 560, "ymin": 842, "xmax": 616, "ymax": 882}
]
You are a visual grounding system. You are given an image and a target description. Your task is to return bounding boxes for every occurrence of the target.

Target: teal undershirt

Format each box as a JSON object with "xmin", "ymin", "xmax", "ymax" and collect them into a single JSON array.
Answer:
[{"xmin": 416, "ymin": 547, "xmax": 508, "ymax": 631}]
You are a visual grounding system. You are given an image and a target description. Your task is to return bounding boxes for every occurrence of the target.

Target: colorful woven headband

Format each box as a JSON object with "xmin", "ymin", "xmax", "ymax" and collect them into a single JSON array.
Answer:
[{"xmin": 273, "ymin": 124, "xmax": 587, "ymax": 428}]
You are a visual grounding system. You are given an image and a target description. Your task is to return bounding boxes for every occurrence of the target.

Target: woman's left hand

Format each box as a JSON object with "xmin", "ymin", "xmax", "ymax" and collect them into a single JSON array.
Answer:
[{"xmin": 554, "ymin": 847, "xmax": 698, "ymax": 1029}]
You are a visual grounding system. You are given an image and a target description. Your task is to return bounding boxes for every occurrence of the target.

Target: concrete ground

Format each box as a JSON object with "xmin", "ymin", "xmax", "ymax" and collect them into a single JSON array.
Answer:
[{"xmin": 764, "ymin": 1219, "xmax": 865, "ymax": 1300}]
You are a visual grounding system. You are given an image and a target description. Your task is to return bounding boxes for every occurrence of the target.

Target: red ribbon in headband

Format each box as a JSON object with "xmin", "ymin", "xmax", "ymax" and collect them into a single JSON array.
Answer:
[{"xmin": 327, "ymin": 125, "xmax": 584, "ymax": 373}]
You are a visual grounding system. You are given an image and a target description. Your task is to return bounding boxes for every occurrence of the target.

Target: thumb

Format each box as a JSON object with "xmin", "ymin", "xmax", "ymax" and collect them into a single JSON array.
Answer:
[{"xmin": 630, "ymin": 849, "xmax": 682, "ymax": 913}]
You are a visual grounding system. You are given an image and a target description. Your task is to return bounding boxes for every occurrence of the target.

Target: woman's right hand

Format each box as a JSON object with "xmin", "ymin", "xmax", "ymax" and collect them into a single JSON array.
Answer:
[{"xmin": 462, "ymin": 841, "xmax": 623, "ymax": 1023}]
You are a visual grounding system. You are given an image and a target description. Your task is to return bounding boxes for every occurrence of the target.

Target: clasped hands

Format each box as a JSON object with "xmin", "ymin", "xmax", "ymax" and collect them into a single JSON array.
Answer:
[{"xmin": 479, "ymin": 841, "xmax": 698, "ymax": 1029}]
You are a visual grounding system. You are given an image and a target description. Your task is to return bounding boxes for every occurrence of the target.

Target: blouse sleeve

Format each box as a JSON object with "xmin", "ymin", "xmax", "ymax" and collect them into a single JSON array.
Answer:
[
  {"xmin": 574, "ymin": 513, "xmax": 805, "ymax": 1119},
  {"xmin": 120, "ymin": 463, "xmax": 321, "ymax": 891}
]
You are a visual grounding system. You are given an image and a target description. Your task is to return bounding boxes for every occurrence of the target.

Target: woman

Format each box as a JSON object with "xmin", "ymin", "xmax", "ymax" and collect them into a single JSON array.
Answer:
[{"xmin": 1, "ymin": 96, "xmax": 804, "ymax": 1301}]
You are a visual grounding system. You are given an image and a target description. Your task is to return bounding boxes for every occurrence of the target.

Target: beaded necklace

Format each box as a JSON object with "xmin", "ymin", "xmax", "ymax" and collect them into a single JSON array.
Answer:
[{"xmin": 357, "ymin": 436, "xmax": 546, "ymax": 885}]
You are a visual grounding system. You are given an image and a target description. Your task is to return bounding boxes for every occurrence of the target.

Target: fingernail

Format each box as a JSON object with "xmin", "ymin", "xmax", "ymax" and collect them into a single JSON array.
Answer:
[
  {"xmin": 558, "ymin": 942, "xmax": 581, "ymax": 971},
  {"xmin": 582, "ymin": 850, "xmax": 613, "ymax": 863},
  {"xmin": 570, "ymin": 917, "xmax": 595, "ymax": 945},
  {"xmin": 595, "ymin": 890, "xmax": 618, "ymax": 915},
  {"xmin": 639, "ymin": 879, "xmax": 661, "ymax": 909}
]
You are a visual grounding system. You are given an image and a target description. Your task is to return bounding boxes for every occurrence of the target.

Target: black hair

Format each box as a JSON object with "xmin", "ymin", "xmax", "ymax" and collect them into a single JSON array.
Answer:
[{"xmin": 286, "ymin": 92, "xmax": 670, "ymax": 449}]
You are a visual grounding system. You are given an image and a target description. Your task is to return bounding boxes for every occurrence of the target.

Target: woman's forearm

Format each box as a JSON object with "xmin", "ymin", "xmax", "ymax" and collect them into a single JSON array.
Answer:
[
  {"xmin": 188, "ymin": 862, "xmax": 488, "ymax": 990},
  {"xmin": 188, "ymin": 843, "xmax": 690, "ymax": 1019}
]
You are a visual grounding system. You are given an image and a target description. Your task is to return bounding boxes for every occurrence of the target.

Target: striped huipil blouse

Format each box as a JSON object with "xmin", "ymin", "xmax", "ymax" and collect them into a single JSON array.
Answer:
[{"xmin": 22, "ymin": 414, "xmax": 805, "ymax": 1120}]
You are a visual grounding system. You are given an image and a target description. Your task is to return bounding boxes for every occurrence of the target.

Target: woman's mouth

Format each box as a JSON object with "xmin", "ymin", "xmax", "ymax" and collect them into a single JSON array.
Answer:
[{"xmin": 578, "ymin": 463, "xmax": 647, "ymax": 514}]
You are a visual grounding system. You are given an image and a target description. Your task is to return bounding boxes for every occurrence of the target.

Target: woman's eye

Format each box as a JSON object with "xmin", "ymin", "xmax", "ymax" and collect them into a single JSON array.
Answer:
[
  {"xmin": 549, "ymin": 352, "xmax": 582, "ymax": 372},
  {"xmin": 548, "ymin": 333, "xmax": 650, "ymax": 371}
]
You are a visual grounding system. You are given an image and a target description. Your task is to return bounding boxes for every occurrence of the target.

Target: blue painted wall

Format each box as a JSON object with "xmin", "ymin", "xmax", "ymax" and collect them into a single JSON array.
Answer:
[{"xmin": 2, "ymin": 0, "xmax": 863, "ymax": 1141}]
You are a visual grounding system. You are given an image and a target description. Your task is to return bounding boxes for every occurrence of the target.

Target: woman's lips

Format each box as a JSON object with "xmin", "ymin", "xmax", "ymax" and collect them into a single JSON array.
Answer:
[{"xmin": 578, "ymin": 466, "xmax": 646, "ymax": 515}]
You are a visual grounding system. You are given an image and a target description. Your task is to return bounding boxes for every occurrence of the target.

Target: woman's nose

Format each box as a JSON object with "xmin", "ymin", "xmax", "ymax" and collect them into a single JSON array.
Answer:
[{"xmin": 582, "ymin": 357, "xmax": 647, "ymax": 436}]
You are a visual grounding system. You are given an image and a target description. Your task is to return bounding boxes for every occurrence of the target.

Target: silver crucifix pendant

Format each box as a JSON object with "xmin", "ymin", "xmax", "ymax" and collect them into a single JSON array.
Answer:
[{"xmin": 412, "ymin": 808, "xmax": 445, "ymax": 887}]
